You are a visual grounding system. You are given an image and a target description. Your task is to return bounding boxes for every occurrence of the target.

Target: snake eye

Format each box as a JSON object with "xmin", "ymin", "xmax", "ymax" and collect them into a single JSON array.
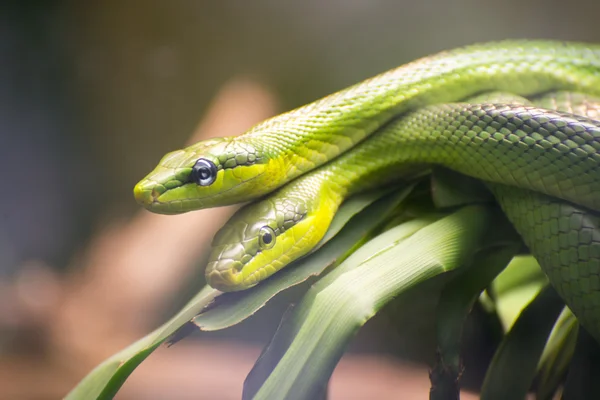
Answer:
[
  {"xmin": 259, "ymin": 226, "xmax": 276, "ymax": 250},
  {"xmin": 191, "ymin": 159, "xmax": 217, "ymax": 186}
]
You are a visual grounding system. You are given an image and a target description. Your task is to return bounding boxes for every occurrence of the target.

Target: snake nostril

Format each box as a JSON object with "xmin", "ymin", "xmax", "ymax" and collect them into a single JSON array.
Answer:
[{"xmin": 133, "ymin": 182, "xmax": 163, "ymax": 206}]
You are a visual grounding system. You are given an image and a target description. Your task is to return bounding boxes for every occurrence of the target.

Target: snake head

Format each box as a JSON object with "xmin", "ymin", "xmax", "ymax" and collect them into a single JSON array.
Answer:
[
  {"xmin": 133, "ymin": 137, "xmax": 285, "ymax": 214},
  {"xmin": 205, "ymin": 194, "xmax": 329, "ymax": 291}
]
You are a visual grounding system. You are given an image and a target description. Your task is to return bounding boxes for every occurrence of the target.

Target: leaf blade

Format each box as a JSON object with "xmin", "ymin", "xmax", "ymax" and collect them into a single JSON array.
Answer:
[{"xmin": 244, "ymin": 205, "xmax": 501, "ymax": 400}]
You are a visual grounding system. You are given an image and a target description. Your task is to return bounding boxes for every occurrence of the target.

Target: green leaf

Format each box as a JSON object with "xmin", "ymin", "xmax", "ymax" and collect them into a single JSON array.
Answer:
[
  {"xmin": 562, "ymin": 327, "xmax": 600, "ymax": 399},
  {"xmin": 536, "ymin": 308, "xmax": 578, "ymax": 400},
  {"xmin": 480, "ymin": 285, "xmax": 565, "ymax": 400},
  {"xmin": 430, "ymin": 167, "xmax": 493, "ymax": 209},
  {"xmin": 193, "ymin": 184, "xmax": 417, "ymax": 331},
  {"xmin": 490, "ymin": 256, "xmax": 546, "ymax": 298},
  {"xmin": 65, "ymin": 285, "xmax": 219, "ymax": 400},
  {"xmin": 66, "ymin": 185, "xmax": 417, "ymax": 399},
  {"xmin": 488, "ymin": 256, "xmax": 548, "ymax": 331},
  {"xmin": 431, "ymin": 243, "xmax": 520, "ymax": 400},
  {"xmin": 244, "ymin": 205, "xmax": 502, "ymax": 400}
]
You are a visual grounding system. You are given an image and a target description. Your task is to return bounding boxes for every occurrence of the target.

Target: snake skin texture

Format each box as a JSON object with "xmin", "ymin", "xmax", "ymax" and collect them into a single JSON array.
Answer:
[
  {"xmin": 492, "ymin": 187, "xmax": 600, "ymax": 338},
  {"xmin": 134, "ymin": 41, "xmax": 600, "ymax": 214},
  {"xmin": 136, "ymin": 41, "xmax": 600, "ymax": 340},
  {"xmin": 383, "ymin": 104, "xmax": 600, "ymax": 211}
]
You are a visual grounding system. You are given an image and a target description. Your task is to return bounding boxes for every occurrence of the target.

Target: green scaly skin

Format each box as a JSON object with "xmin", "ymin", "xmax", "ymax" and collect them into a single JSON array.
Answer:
[
  {"xmin": 460, "ymin": 90, "xmax": 600, "ymax": 339},
  {"xmin": 134, "ymin": 41, "xmax": 600, "ymax": 340},
  {"xmin": 208, "ymin": 91, "xmax": 600, "ymax": 342},
  {"xmin": 206, "ymin": 95, "xmax": 600, "ymax": 288},
  {"xmin": 134, "ymin": 41, "xmax": 600, "ymax": 214},
  {"xmin": 206, "ymin": 145, "xmax": 424, "ymax": 290},
  {"xmin": 490, "ymin": 186, "xmax": 600, "ymax": 340},
  {"xmin": 476, "ymin": 92, "xmax": 600, "ymax": 340}
]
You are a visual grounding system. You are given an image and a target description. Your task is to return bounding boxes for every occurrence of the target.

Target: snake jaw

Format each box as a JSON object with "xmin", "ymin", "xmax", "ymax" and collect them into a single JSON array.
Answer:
[
  {"xmin": 205, "ymin": 262, "xmax": 248, "ymax": 292},
  {"xmin": 133, "ymin": 174, "xmax": 168, "ymax": 208},
  {"xmin": 133, "ymin": 182, "xmax": 157, "ymax": 207}
]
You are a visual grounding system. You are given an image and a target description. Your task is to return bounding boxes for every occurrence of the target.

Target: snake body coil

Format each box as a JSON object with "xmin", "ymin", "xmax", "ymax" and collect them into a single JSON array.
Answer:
[
  {"xmin": 206, "ymin": 100, "xmax": 600, "ymax": 288},
  {"xmin": 135, "ymin": 41, "xmax": 600, "ymax": 340},
  {"xmin": 134, "ymin": 41, "xmax": 600, "ymax": 214}
]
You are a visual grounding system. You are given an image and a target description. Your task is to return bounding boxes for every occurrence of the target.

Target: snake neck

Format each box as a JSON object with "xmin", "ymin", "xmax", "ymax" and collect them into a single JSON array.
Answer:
[
  {"xmin": 137, "ymin": 41, "xmax": 600, "ymax": 215},
  {"xmin": 281, "ymin": 157, "xmax": 420, "ymax": 228},
  {"xmin": 244, "ymin": 41, "xmax": 600, "ymax": 184},
  {"xmin": 274, "ymin": 99, "xmax": 600, "ymax": 226},
  {"xmin": 279, "ymin": 127, "xmax": 428, "ymax": 212}
]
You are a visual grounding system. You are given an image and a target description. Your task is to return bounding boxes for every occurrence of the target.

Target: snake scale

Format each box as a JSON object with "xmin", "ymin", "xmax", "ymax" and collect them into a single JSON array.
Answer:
[{"xmin": 134, "ymin": 41, "xmax": 600, "ymax": 340}]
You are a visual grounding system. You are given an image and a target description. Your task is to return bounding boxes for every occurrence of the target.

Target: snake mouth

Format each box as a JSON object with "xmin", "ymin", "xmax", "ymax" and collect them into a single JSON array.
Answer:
[
  {"xmin": 133, "ymin": 182, "xmax": 162, "ymax": 211},
  {"xmin": 133, "ymin": 181, "xmax": 187, "ymax": 214},
  {"xmin": 133, "ymin": 182, "xmax": 161, "ymax": 207},
  {"xmin": 134, "ymin": 166, "xmax": 270, "ymax": 215},
  {"xmin": 205, "ymin": 259, "xmax": 249, "ymax": 292}
]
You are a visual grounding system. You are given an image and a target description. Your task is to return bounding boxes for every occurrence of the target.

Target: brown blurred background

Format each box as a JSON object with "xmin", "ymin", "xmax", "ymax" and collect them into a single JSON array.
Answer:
[{"xmin": 1, "ymin": 1, "xmax": 600, "ymax": 399}]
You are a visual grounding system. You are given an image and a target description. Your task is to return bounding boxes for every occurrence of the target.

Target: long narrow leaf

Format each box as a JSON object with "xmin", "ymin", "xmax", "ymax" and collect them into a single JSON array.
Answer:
[
  {"xmin": 431, "ymin": 244, "xmax": 520, "ymax": 400},
  {"xmin": 244, "ymin": 205, "xmax": 504, "ymax": 400},
  {"xmin": 65, "ymin": 285, "xmax": 219, "ymax": 400},
  {"xmin": 66, "ymin": 185, "xmax": 415, "ymax": 399},
  {"xmin": 193, "ymin": 184, "xmax": 417, "ymax": 331},
  {"xmin": 480, "ymin": 285, "xmax": 565, "ymax": 400},
  {"xmin": 430, "ymin": 167, "xmax": 493, "ymax": 209},
  {"xmin": 488, "ymin": 256, "xmax": 548, "ymax": 331},
  {"xmin": 562, "ymin": 327, "xmax": 600, "ymax": 399},
  {"xmin": 536, "ymin": 308, "xmax": 578, "ymax": 400},
  {"xmin": 243, "ymin": 216, "xmax": 438, "ymax": 400}
]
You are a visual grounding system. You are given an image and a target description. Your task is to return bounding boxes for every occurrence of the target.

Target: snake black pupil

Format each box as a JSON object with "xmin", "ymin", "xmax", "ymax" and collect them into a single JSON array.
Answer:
[
  {"xmin": 262, "ymin": 232, "xmax": 272, "ymax": 244},
  {"xmin": 192, "ymin": 158, "xmax": 217, "ymax": 186}
]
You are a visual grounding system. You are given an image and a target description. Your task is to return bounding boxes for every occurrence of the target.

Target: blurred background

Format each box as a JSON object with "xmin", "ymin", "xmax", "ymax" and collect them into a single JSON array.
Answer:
[{"xmin": 2, "ymin": 1, "xmax": 600, "ymax": 399}]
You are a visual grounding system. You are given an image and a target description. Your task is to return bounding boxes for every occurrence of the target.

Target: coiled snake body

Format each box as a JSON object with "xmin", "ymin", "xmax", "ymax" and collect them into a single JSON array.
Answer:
[{"xmin": 135, "ymin": 41, "xmax": 600, "ymax": 340}]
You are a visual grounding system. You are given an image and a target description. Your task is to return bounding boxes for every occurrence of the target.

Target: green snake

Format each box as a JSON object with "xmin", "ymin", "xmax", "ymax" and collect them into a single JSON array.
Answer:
[{"xmin": 134, "ymin": 41, "xmax": 600, "ymax": 339}]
